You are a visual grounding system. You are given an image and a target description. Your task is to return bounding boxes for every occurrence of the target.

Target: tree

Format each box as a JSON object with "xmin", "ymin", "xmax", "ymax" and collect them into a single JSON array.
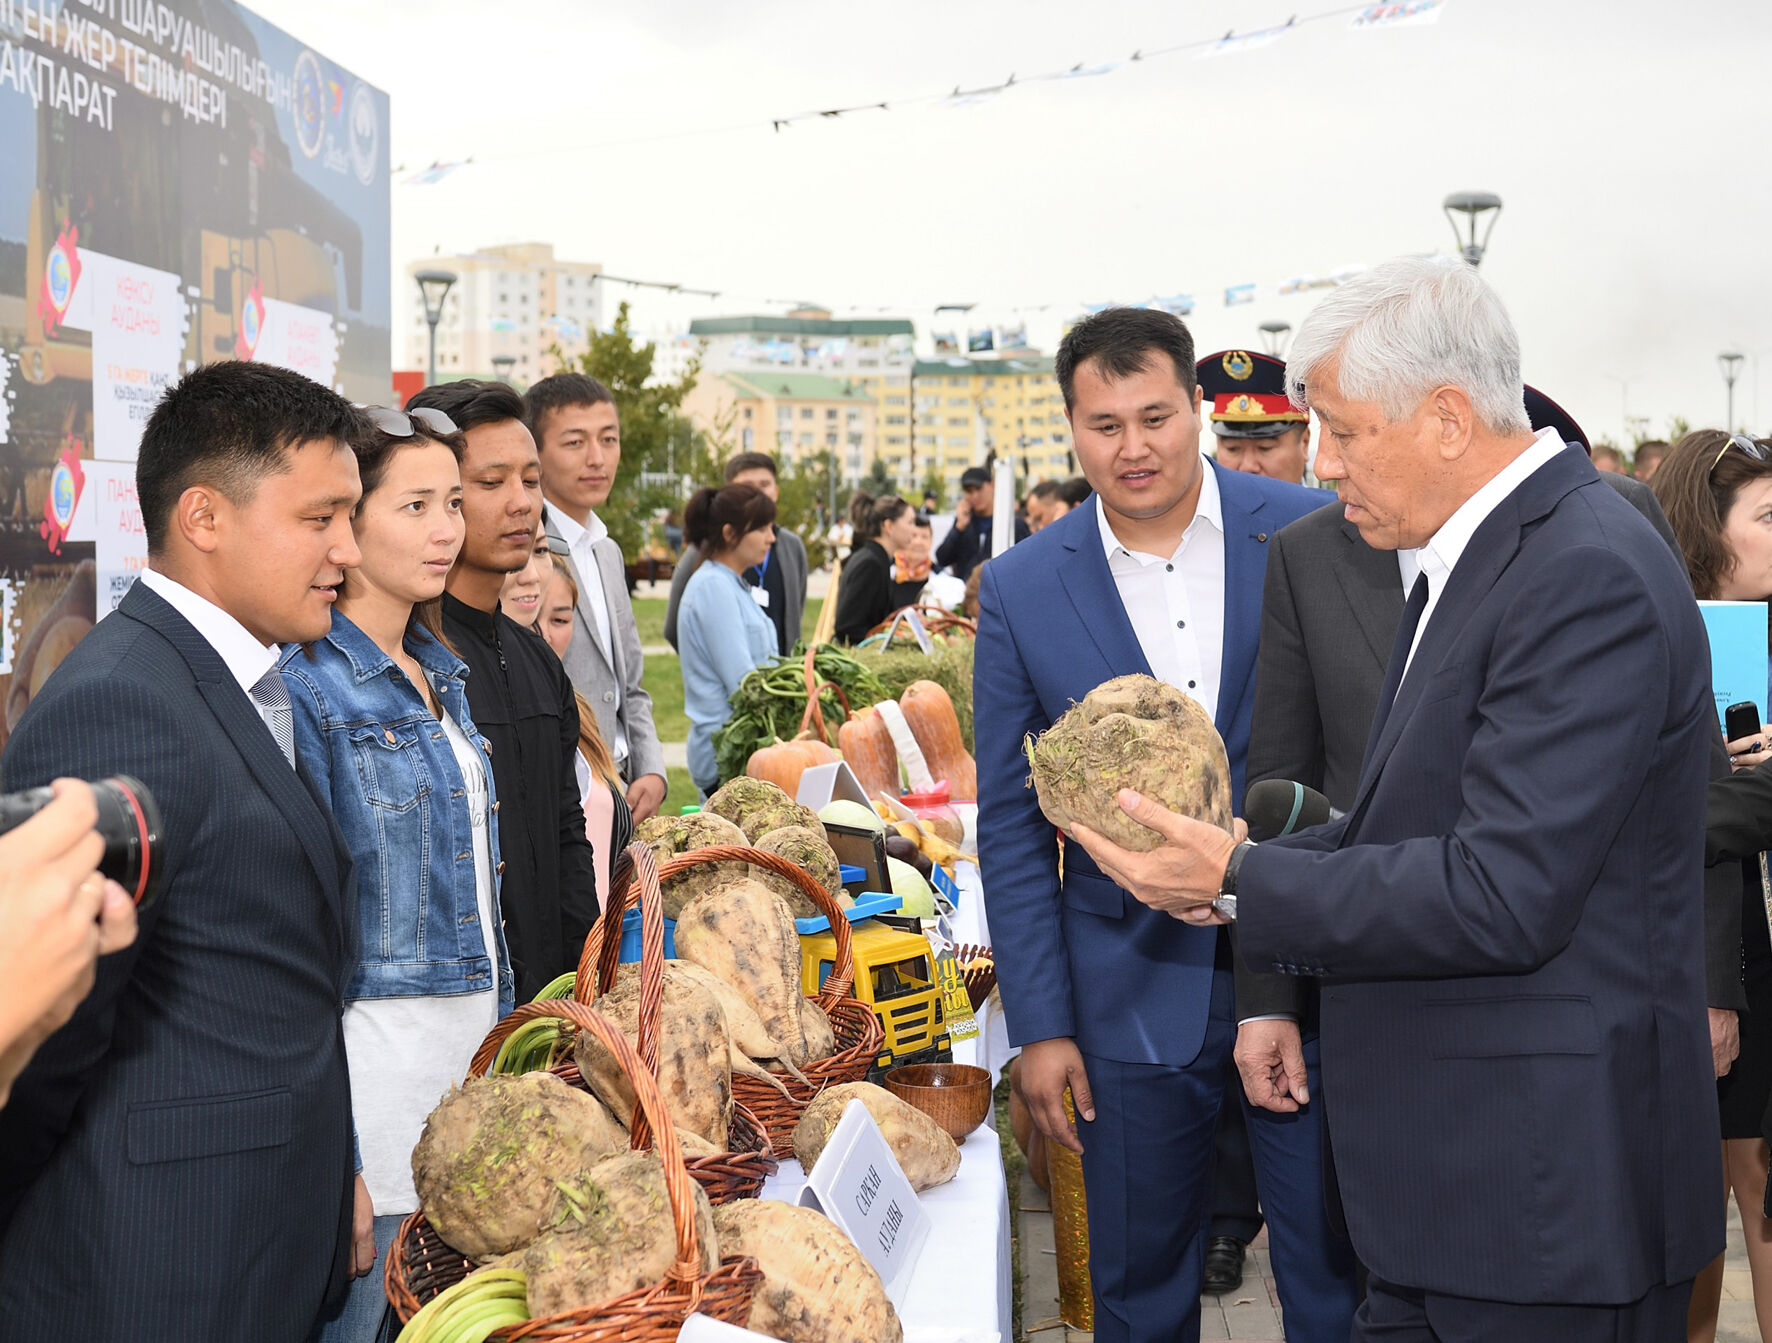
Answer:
[
  {"xmin": 1666, "ymin": 415, "xmax": 1692, "ymax": 444},
  {"xmin": 919, "ymin": 464, "xmax": 948, "ymax": 510},
  {"xmin": 549, "ymin": 301, "xmax": 701, "ymax": 560},
  {"xmin": 859, "ymin": 458, "xmax": 898, "ymax": 498}
]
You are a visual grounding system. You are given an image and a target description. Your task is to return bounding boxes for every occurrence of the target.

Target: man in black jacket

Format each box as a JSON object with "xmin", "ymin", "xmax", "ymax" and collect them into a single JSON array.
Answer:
[
  {"xmin": 935, "ymin": 465, "xmax": 1028, "ymax": 580},
  {"xmin": 407, "ymin": 379, "xmax": 600, "ymax": 1001}
]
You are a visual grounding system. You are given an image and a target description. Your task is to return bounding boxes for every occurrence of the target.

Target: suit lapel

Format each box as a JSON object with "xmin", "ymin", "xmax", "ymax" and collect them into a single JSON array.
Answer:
[
  {"xmin": 1214, "ymin": 465, "xmax": 1269, "ymax": 735},
  {"xmin": 121, "ymin": 584, "xmax": 343, "ymax": 906},
  {"xmin": 548, "ymin": 517, "xmax": 616, "ymax": 672},
  {"xmin": 1057, "ymin": 505, "xmax": 1155, "ymax": 680},
  {"xmin": 1335, "ymin": 518, "xmax": 1407, "ymax": 671}
]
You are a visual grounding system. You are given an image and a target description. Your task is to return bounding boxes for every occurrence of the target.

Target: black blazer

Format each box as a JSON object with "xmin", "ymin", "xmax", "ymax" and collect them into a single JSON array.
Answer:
[
  {"xmin": 0, "ymin": 581, "xmax": 357, "ymax": 1339},
  {"xmin": 1240, "ymin": 472, "xmax": 1744, "ymax": 1019},
  {"xmin": 833, "ymin": 539, "xmax": 894, "ymax": 644},
  {"xmin": 1237, "ymin": 449, "xmax": 1722, "ymax": 1302}
]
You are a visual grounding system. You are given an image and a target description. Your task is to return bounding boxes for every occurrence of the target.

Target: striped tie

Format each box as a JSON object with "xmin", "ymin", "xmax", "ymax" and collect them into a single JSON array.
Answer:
[{"xmin": 250, "ymin": 667, "xmax": 296, "ymax": 769}]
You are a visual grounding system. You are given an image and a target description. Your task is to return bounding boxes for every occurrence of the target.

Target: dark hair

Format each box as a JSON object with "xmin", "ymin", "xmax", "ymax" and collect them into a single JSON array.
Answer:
[
  {"xmin": 1028, "ymin": 478, "xmax": 1066, "ymax": 503},
  {"xmin": 1634, "ymin": 440, "xmax": 1671, "ymax": 467},
  {"xmin": 1650, "ymin": 430, "xmax": 1772, "ymax": 599},
  {"xmin": 344, "ymin": 418, "xmax": 468, "ymax": 650},
  {"xmin": 684, "ymin": 483, "xmax": 776, "ymax": 556},
  {"xmin": 724, "ymin": 451, "xmax": 779, "ymax": 483},
  {"xmin": 1055, "ymin": 306, "xmax": 1197, "ymax": 411},
  {"xmin": 911, "ymin": 513, "xmax": 932, "ymax": 532},
  {"xmin": 1059, "ymin": 476, "xmax": 1092, "ymax": 506},
  {"xmin": 849, "ymin": 491, "xmax": 912, "ymax": 542},
  {"xmin": 137, "ymin": 361, "xmax": 365, "ymax": 555},
  {"xmin": 406, "ymin": 378, "xmax": 527, "ymax": 434},
  {"xmin": 523, "ymin": 372, "xmax": 614, "ymax": 444}
]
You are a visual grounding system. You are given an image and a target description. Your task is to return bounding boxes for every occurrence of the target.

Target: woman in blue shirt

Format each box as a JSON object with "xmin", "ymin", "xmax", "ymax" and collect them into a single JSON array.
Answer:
[
  {"xmin": 677, "ymin": 483, "xmax": 779, "ymax": 795},
  {"xmin": 281, "ymin": 406, "xmax": 512, "ymax": 1343}
]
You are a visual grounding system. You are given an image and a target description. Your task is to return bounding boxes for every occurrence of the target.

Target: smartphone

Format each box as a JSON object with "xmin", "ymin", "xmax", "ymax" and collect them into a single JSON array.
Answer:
[{"xmin": 1725, "ymin": 701, "xmax": 1762, "ymax": 744}]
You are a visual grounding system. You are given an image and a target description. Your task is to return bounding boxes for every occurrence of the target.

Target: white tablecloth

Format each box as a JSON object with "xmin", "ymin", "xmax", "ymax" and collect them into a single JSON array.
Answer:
[
  {"xmin": 947, "ymin": 861, "xmax": 1018, "ymax": 1086},
  {"xmin": 759, "ymin": 1121, "xmax": 1012, "ymax": 1343}
]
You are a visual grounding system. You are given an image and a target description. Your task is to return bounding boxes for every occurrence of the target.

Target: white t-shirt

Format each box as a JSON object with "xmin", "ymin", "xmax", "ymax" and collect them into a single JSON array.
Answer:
[{"xmin": 344, "ymin": 705, "xmax": 500, "ymax": 1215}]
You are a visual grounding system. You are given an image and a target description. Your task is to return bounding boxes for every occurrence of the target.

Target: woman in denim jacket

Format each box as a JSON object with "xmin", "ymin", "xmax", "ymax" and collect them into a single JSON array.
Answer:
[{"xmin": 282, "ymin": 407, "xmax": 512, "ymax": 1343}]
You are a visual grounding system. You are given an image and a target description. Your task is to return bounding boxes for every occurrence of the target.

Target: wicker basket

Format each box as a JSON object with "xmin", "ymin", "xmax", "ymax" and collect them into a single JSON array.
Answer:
[
  {"xmin": 654, "ymin": 843, "xmax": 884, "ymax": 1158},
  {"xmin": 571, "ymin": 842, "xmax": 776, "ymax": 1203},
  {"xmin": 385, "ymin": 999, "xmax": 762, "ymax": 1339}
]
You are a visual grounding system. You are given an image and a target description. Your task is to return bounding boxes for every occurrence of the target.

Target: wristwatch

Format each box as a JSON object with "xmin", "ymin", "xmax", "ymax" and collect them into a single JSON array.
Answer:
[{"xmin": 1212, "ymin": 840, "xmax": 1256, "ymax": 922}]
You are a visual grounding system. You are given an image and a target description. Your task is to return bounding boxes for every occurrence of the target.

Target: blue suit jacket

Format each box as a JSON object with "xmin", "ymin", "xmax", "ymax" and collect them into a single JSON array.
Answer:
[
  {"xmin": 0, "ymin": 581, "xmax": 358, "ymax": 1339},
  {"xmin": 975, "ymin": 462, "xmax": 1327, "ymax": 1066},
  {"xmin": 1239, "ymin": 448, "xmax": 1722, "ymax": 1303}
]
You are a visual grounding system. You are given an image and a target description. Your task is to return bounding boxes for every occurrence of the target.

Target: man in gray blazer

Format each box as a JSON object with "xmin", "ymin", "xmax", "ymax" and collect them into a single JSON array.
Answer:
[
  {"xmin": 524, "ymin": 374, "xmax": 668, "ymax": 822},
  {"xmin": 663, "ymin": 451, "xmax": 808, "ymax": 656}
]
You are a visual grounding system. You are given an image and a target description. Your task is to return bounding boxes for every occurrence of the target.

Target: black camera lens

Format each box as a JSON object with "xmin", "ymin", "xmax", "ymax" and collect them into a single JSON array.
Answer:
[{"xmin": 0, "ymin": 775, "xmax": 162, "ymax": 911}]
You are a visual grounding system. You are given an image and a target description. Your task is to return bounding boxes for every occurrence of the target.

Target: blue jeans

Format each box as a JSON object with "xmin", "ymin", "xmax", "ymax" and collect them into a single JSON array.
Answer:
[{"xmin": 314, "ymin": 1213, "xmax": 405, "ymax": 1343}]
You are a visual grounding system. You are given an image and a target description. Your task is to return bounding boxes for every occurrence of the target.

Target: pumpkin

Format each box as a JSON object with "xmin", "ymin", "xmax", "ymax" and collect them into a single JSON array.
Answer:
[
  {"xmin": 900, "ymin": 680, "xmax": 976, "ymax": 800},
  {"xmin": 746, "ymin": 734, "xmax": 840, "ymax": 798},
  {"xmin": 838, "ymin": 706, "xmax": 900, "ymax": 799}
]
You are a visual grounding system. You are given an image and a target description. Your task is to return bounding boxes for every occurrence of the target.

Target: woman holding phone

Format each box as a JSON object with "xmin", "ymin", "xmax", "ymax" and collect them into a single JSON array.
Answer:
[{"xmin": 281, "ymin": 405, "xmax": 512, "ymax": 1343}]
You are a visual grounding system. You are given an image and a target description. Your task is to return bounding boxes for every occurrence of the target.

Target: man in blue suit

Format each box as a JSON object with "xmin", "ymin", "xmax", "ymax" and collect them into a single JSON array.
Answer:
[
  {"xmin": 1077, "ymin": 257, "xmax": 1721, "ymax": 1341},
  {"xmin": 0, "ymin": 362, "xmax": 366, "ymax": 1339},
  {"xmin": 976, "ymin": 306, "xmax": 1357, "ymax": 1342}
]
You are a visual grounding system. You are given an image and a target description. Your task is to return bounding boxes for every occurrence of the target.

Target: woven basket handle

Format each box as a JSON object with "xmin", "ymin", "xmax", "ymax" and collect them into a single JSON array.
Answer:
[
  {"xmin": 575, "ymin": 842, "xmax": 668, "ymax": 1149},
  {"xmin": 467, "ymin": 999, "xmax": 705, "ymax": 1286},
  {"xmin": 656, "ymin": 843, "xmax": 858, "ymax": 1006}
]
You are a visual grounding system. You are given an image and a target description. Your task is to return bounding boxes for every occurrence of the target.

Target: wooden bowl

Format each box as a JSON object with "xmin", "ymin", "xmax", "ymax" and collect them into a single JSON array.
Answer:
[{"xmin": 884, "ymin": 1062, "xmax": 992, "ymax": 1140}]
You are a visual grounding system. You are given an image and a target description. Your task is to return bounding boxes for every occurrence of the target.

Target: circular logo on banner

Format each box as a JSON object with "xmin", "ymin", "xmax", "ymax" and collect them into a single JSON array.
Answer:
[
  {"xmin": 47, "ymin": 459, "xmax": 78, "ymax": 530},
  {"xmin": 348, "ymin": 82, "xmax": 378, "ymax": 186},
  {"xmin": 46, "ymin": 245, "xmax": 73, "ymax": 312},
  {"xmin": 293, "ymin": 50, "xmax": 325, "ymax": 159},
  {"xmin": 240, "ymin": 292, "xmax": 262, "ymax": 353}
]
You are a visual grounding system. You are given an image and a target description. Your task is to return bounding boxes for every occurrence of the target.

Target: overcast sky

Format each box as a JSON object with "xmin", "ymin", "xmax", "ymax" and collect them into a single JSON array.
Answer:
[{"xmin": 250, "ymin": 0, "xmax": 1772, "ymax": 446}]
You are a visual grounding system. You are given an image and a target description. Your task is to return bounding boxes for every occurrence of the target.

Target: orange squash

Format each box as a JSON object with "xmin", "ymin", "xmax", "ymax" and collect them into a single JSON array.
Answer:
[
  {"xmin": 900, "ymin": 681, "xmax": 976, "ymax": 800},
  {"xmin": 746, "ymin": 735, "xmax": 840, "ymax": 798},
  {"xmin": 837, "ymin": 707, "xmax": 900, "ymax": 799}
]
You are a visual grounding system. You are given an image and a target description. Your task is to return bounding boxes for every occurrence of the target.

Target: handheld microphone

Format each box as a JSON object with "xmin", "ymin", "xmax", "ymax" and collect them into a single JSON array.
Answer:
[{"xmin": 1244, "ymin": 779, "xmax": 1342, "ymax": 842}]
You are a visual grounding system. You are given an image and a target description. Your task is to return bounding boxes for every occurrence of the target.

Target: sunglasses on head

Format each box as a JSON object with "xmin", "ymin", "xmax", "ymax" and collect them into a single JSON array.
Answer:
[
  {"xmin": 1710, "ymin": 432, "xmax": 1769, "ymax": 474},
  {"xmin": 355, "ymin": 404, "xmax": 460, "ymax": 438}
]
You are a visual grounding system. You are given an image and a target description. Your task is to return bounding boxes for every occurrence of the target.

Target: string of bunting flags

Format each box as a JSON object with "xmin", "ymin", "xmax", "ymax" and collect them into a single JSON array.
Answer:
[{"xmin": 393, "ymin": 0, "xmax": 1446, "ymax": 181}]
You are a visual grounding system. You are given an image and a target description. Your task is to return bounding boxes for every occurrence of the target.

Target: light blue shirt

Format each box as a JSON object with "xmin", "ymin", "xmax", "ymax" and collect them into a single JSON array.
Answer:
[{"xmin": 679, "ymin": 558, "xmax": 778, "ymax": 790}]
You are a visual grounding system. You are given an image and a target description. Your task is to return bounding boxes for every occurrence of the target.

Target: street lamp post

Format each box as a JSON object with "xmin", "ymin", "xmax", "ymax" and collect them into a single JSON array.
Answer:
[
  {"xmin": 1720, "ymin": 352, "xmax": 1746, "ymax": 431},
  {"xmin": 1442, "ymin": 192, "xmax": 1503, "ymax": 267},
  {"xmin": 415, "ymin": 268, "xmax": 458, "ymax": 386},
  {"xmin": 491, "ymin": 353, "xmax": 516, "ymax": 384},
  {"xmin": 1258, "ymin": 320, "xmax": 1291, "ymax": 356}
]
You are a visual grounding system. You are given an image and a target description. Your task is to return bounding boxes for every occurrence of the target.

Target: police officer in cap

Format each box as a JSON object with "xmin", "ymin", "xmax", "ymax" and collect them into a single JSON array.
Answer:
[{"xmin": 1197, "ymin": 349, "xmax": 1313, "ymax": 484}]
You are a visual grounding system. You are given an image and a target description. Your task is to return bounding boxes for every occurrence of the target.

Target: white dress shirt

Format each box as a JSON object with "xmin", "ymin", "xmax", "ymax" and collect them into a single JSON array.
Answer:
[
  {"xmin": 550, "ymin": 504, "xmax": 629, "ymax": 761},
  {"xmin": 138, "ymin": 569, "xmax": 286, "ymax": 748},
  {"xmin": 1402, "ymin": 427, "xmax": 1570, "ymax": 678},
  {"xmin": 1097, "ymin": 459, "xmax": 1225, "ymax": 720}
]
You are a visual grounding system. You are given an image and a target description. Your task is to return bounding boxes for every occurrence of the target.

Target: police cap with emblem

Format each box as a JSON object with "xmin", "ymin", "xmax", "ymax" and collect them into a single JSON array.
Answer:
[{"xmin": 1195, "ymin": 349, "xmax": 1309, "ymax": 440}]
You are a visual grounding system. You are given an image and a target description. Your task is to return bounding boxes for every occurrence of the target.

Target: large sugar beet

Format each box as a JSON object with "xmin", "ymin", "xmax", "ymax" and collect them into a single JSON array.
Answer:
[
  {"xmin": 519, "ymin": 1151, "xmax": 722, "ymax": 1317},
  {"xmin": 634, "ymin": 811, "xmax": 752, "ymax": 919},
  {"xmin": 574, "ymin": 962, "xmax": 734, "ymax": 1148},
  {"xmin": 1025, "ymin": 674, "xmax": 1232, "ymax": 852},
  {"xmin": 411, "ymin": 1072, "xmax": 628, "ymax": 1259},
  {"xmin": 706, "ymin": 776, "xmax": 823, "ymax": 842},
  {"xmin": 792, "ymin": 1081, "xmax": 960, "ymax": 1191},
  {"xmin": 675, "ymin": 878, "xmax": 810, "ymax": 1065},
  {"xmin": 711, "ymin": 1200, "xmax": 903, "ymax": 1343},
  {"xmin": 752, "ymin": 824, "xmax": 843, "ymax": 917}
]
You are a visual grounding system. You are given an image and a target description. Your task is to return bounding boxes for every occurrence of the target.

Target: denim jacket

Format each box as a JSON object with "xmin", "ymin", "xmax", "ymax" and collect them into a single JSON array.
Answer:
[{"xmin": 281, "ymin": 612, "xmax": 515, "ymax": 1016}]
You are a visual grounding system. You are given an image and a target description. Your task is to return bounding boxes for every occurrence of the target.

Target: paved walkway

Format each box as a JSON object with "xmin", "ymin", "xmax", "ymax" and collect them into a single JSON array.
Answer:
[{"xmin": 1014, "ymin": 1161, "xmax": 1764, "ymax": 1341}]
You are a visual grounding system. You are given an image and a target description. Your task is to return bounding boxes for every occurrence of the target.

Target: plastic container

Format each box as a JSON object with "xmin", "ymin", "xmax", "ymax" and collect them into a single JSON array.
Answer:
[
  {"xmin": 619, "ymin": 905, "xmax": 677, "ymax": 962},
  {"xmin": 793, "ymin": 889, "xmax": 902, "ymax": 936},
  {"xmin": 679, "ymin": 805, "xmax": 701, "ymax": 816},
  {"xmin": 838, "ymin": 863, "xmax": 868, "ymax": 901},
  {"xmin": 900, "ymin": 783, "xmax": 963, "ymax": 847}
]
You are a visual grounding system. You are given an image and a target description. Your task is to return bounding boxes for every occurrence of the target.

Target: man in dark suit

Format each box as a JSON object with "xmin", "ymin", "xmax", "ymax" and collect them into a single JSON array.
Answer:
[
  {"xmin": 976, "ymin": 306, "xmax": 1357, "ymax": 1343},
  {"xmin": 1235, "ymin": 390, "xmax": 1745, "ymax": 1114},
  {"xmin": 1075, "ymin": 257, "xmax": 1721, "ymax": 1340},
  {"xmin": 0, "ymin": 361, "xmax": 365, "ymax": 1338}
]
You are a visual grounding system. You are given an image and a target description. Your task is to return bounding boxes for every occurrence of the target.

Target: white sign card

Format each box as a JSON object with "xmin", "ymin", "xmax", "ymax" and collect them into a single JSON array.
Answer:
[
  {"xmin": 677, "ymin": 1313, "xmax": 773, "ymax": 1342},
  {"xmin": 76, "ymin": 252, "xmax": 188, "ymax": 463},
  {"xmin": 88, "ymin": 460, "xmax": 148, "ymax": 617},
  {"xmin": 255, "ymin": 298, "xmax": 341, "ymax": 387},
  {"xmin": 797, "ymin": 1099, "xmax": 931, "ymax": 1304}
]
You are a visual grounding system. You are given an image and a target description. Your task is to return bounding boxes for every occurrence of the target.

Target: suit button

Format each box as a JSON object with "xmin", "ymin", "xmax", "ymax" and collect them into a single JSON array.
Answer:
[
  {"xmin": 1256, "ymin": 532, "xmax": 1268, "ymax": 542},
  {"xmin": 602, "ymin": 692, "xmax": 615, "ymax": 703}
]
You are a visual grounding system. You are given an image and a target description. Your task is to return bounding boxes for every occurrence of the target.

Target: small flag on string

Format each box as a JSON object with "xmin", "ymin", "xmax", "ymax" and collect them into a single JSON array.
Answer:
[
  {"xmin": 998, "ymin": 322, "xmax": 1029, "ymax": 349},
  {"xmin": 1081, "ymin": 300, "xmax": 1117, "ymax": 315},
  {"xmin": 1224, "ymin": 284, "xmax": 1257, "ymax": 307},
  {"xmin": 1351, "ymin": 0, "xmax": 1445, "ymax": 29},
  {"xmin": 489, "ymin": 317, "xmax": 516, "ymax": 333},
  {"xmin": 933, "ymin": 332, "xmax": 960, "ymax": 355},
  {"xmin": 1149, "ymin": 294, "xmax": 1195, "ymax": 317},
  {"xmin": 399, "ymin": 159, "xmax": 471, "ymax": 186},
  {"xmin": 967, "ymin": 328, "xmax": 996, "ymax": 353},
  {"xmin": 1200, "ymin": 18, "xmax": 1296, "ymax": 59}
]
